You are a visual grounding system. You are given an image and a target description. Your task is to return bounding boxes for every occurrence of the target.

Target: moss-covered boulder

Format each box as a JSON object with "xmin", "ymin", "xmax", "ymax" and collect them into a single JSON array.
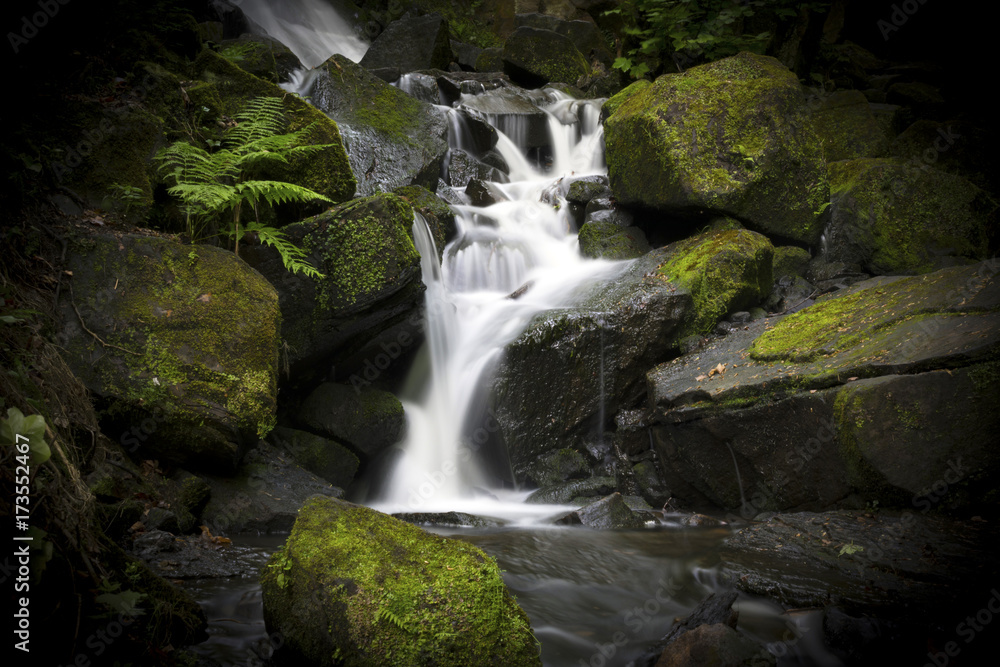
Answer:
[
  {"xmin": 603, "ymin": 52, "xmax": 828, "ymax": 245},
  {"xmin": 242, "ymin": 193, "xmax": 424, "ymax": 373},
  {"xmin": 578, "ymin": 221, "xmax": 651, "ymax": 260},
  {"xmin": 502, "ymin": 25, "xmax": 590, "ymax": 88},
  {"xmin": 57, "ymin": 233, "xmax": 280, "ymax": 472},
  {"xmin": 269, "ymin": 426, "xmax": 360, "ymax": 489},
  {"xmin": 395, "ymin": 184, "xmax": 457, "ymax": 260},
  {"xmin": 297, "ymin": 383, "xmax": 405, "ymax": 462},
  {"xmin": 493, "ymin": 227, "xmax": 771, "ymax": 474},
  {"xmin": 807, "ymin": 90, "xmax": 889, "ymax": 162},
  {"xmin": 193, "ymin": 48, "xmax": 356, "ymax": 206},
  {"xmin": 772, "ymin": 245, "xmax": 812, "ymax": 280},
  {"xmin": 260, "ymin": 496, "xmax": 541, "ymax": 666},
  {"xmin": 309, "ymin": 54, "xmax": 449, "ymax": 196},
  {"xmin": 217, "ymin": 34, "xmax": 303, "ymax": 83},
  {"xmin": 825, "ymin": 158, "xmax": 994, "ymax": 275},
  {"xmin": 656, "ymin": 228, "xmax": 774, "ymax": 336},
  {"xmin": 645, "ymin": 261, "xmax": 1000, "ymax": 513},
  {"xmin": 359, "ymin": 13, "xmax": 453, "ymax": 73}
]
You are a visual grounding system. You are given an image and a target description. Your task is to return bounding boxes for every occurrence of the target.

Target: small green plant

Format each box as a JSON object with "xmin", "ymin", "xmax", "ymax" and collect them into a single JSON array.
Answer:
[
  {"xmin": 156, "ymin": 96, "xmax": 331, "ymax": 277},
  {"xmin": 109, "ymin": 183, "xmax": 147, "ymax": 217},
  {"xmin": 838, "ymin": 540, "xmax": 864, "ymax": 557},
  {"xmin": 94, "ymin": 578, "xmax": 146, "ymax": 619},
  {"xmin": 0, "ymin": 407, "xmax": 52, "ymax": 465}
]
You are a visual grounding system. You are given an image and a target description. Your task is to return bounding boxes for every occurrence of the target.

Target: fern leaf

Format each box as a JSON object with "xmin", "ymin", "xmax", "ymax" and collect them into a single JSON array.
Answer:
[{"xmin": 244, "ymin": 222, "xmax": 325, "ymax": 278}]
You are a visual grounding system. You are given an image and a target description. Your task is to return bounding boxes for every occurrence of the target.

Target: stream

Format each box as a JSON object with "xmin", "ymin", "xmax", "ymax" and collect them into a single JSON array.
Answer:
[{"xmin": 184, "ymin": 6, "xmax": 846, "ymax": 666}]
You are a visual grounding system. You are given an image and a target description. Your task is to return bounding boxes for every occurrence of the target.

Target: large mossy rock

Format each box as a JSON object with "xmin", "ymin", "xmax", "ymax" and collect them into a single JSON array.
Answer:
[
  {"xmin": 577, "ymin": 220, "xmax": 650, "ymax": 260},
  {"xmin": 807, "ymin": 90, "xmax": 889, "ymax": 162},
  {"xmin": 359, "ymin": 13, "xmax": 453, "ymax": 73},
  {"xmin": 309, "ymin": 54, "xmax": 449, "ymax": 196},
  {"xmin": 493, "ymin": 227, "xmax": 772, "ymax": 475},
  {"xmin": 193, "ymin": 48, "xmax": 356, "ymax": 206},
  {"xmin": 296, "ymin": 383, "xmax": 406, "ymax": 462},
  {"xmin": 645, "ymin": 261, "xmax": 1000, "ymax": 514},
  {"xmin": 57, "ymin": 233, "xmax": 280, "ymax": 472},
  {"xmin": 269, "ymin": 426, "xmax": 359, "ymax": 489},
  {"xmin": 502, "ymin": 25, "xmax": 590, "ymax": 88},
  {"xmin": 242, "ymin": 193, "xmax": 423, "ymax": 373},
  {"xmin": 603, "ymin": 52, "xmax": 828, "ymax": 245},
  {"xmin": 825, "ymin": 158, "xmax": 994, "ymax": 275},
  {"xmin": 260, "ymin": 497, "xmax": 541, "ymax": 666}
]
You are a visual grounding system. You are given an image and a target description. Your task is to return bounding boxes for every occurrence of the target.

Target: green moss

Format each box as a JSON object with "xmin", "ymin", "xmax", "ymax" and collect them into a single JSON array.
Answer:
[
  {"xmin": 828, "ymin": 158, "xmax": 991, "ymax": 274},
  {"xmin": 261, "ymin": 497, "xmax": 540, "ymax": 666},
  {"xmin": 750, "ymin": 266, "xmax": 992, "ymax": 362},
  {"xmin": 302, "ymin": 193, "xmax": 420, "ymax": 311},
  {"xmin": 194, "ymin": 49, "xmax": 356, "ymax": 204},
  {"xmin": 656, "ymin": 228, "xmax": 773, "ymax": 336},
  {"xmin": 64, "ymin": 234, "xmax": 280, "ymax": 448},
  {"xmin": 578, "ymin": 221, "xmax": 649, "ymax": 260},
  {"xmin": 604, "ymin": 52, "xmax": 827, "ymax": 244}
]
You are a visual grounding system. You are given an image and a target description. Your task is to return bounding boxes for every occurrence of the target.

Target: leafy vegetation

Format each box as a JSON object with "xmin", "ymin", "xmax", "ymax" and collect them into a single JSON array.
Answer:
[
  {"xmin": 155, "ymin": 96, "xmax": 331, "ymax": 277},
  {"xmin": 608, "ymin": 0, "xmax": 828, "ymax": 78}
]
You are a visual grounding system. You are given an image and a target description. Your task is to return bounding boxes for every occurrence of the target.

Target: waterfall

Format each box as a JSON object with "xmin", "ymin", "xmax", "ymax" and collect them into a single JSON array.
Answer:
[
  {"xmin": 237, "ymin": 0, "xmax": 368, "ymax": 68},
  {"xmin": 371, "ymin": 90, "xmax": 625, "ymax": 517}
]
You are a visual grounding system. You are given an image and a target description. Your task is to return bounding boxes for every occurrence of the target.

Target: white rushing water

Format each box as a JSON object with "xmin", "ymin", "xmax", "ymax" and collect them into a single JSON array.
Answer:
[
  {"xmin": 238, "ymin": 0, "xmax": 368, "ymax": 67},
  {"xmin": 370, "ymin": 89, "xmax": 625, "ymax": 519}
]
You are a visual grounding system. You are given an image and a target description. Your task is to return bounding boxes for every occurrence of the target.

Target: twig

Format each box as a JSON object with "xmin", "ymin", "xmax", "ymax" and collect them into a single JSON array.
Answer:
[{"xmin": 68, "ymin": 285, "xmax": 141, "ymax": 357}]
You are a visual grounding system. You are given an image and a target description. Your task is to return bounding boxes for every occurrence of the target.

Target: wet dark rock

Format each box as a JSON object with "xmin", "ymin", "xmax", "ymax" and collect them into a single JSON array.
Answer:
[
  {"xmin": 495, "ymin": 229, "xmax": 771, "ymax": 475},
  {"xmin": 585, "ymin": 207, "xmax": 635, "ymax": 228},
  {"xmin": 457, "ymin": 87, "xmax": 551, "ymax": 151},
  {"xmin": 394, "ymin": 71, "xmax": 441, "ymax": 104},
  {"xmin": 201, "ymin": 440, "xmax": 344, "ymax": 535},
  {"xmin": 392, "ymin": 512, "xmax": 507, "ymax": 528},
  {"xmin": 522, "ymin": 447, "xmax": 589, "ymax": 488},
  {"xmin": 513, "ymin": 13, "xmax": 614, "ymax": 69},
  {"xmin": 446, "ymin": 149, "xmax": 506, "ymax": 188},
  {"xmin": 729, "ymin": 311, "xmax": 752, "ymax": 325},
  {"xmin": 466, "ymin": 178, "xmax": 507, "ymax": 207},
  {"xmin": 764, "ymin": 275, "xmax": 815, "ymax": 313},
  {"xmin": 646, "ymin": 262, "xmax": 1000, "ymax": 514},
  {"xmin": 145, "ymin": 507, "xmax": 180, "ymax": 534},
  {"xmin": 577, "ymin": 221, "xmax": 650, "ymax": 260},
  {"xmin": 565, "ymin": 175, "xmax": 611, "ymax": 205},
  {"xmin": 655, "ymin": 623, "xmax": 772, "ymax": 667},
  {"xmin": 451, "ymin": 39, "xmax": 482, "ymax": 71},
  {"xmin": 308, "ymin": 55, "xmax": 449, "ymax": 196},
  {"xmin": 554, "ymin": 492, "xmax": 647, "ymax": 529},
  {"xmin": 296, "ymin": 383, "xmax": 405, "ymax": 462},
  {"xmin": 360, "ymin": 13, "xmax": 453, "ymax": 73},
  {"xmin": 269, "ymin": 426, "xmax": 359, "ymax": 489},
  {"xmin": 502, "ymin": 26, "xmax": 590, "ymax": 88},
  {"xmin": 131, "ymin": 530, "xmax": 271, "ymax": 579},
  {"xmin": 526, "ymin": 476, "xmax": 616, "ymax": 504},
  {"xmin": 720, "ymin": 511, "xmax": 1000, "ymax": 617},
  {"xmin": 475, "ymin": 47, "xmax": 505, "ymax": 72},
  {"xmin": 632, "ymin": 460, "xmax": 670, "ymax": 508}
]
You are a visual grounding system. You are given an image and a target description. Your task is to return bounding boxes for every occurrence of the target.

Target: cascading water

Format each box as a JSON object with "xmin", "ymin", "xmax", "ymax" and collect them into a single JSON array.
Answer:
[
  {"xmin": 238, "ymin": 0, "xmax": 369, "ymax": 67},
  {"xmin": 369, "ymin": 88, "xmax": 625, "ymax": 519}
]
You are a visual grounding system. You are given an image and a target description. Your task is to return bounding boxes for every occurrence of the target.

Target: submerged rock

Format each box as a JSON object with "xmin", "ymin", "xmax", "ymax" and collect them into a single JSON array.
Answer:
[
  {"xmin": 57, "ymin": 233, "xmax": 280, "ymax": 473},
  {"xmin": 260, "ymin": 497, "xmax": 541, "ymax": 666},
  {"xmin": 604, "ymin": 52, "xmax": 828, "ymax": 245},
  {"xmin": 554, "ymin": 492, "xmax": 647, "ymax": 529}
]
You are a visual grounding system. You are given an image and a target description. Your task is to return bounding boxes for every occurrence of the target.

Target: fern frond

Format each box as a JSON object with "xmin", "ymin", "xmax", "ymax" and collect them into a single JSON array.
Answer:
[
  {"xmin": 235, "ymin": 180, "xmax": 333, "ymax": 209},
  {"xmin": 244, "ymin": 222, "xmax": 325, "ymax": 279},
  {"xmin": 226, "ymin": 96, "xmax": 287, "ymax": 148}
]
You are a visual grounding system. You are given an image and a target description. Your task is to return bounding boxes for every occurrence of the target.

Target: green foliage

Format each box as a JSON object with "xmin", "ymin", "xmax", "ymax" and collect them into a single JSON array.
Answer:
[
  {"xmin": 838, "ymin": 540, "xmax": 864, "ymax": 557},
  {"xmin": 94, "ymin": 578, "xmax": 147, "ymax": 619},
  {"xmin": 1, "ymin": 407, "xmax": 52, "ymax": 465},
  {"xmin": 155, "ymin": 96, "xmax": 330, "ymax": 277},
  {"xmin": 108, "ymin": 182, "xmax": 147, "ymax": 216},
  {"xmin": 608, "ymin": 0, "xmax": 828, "ymax": 78}
]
